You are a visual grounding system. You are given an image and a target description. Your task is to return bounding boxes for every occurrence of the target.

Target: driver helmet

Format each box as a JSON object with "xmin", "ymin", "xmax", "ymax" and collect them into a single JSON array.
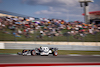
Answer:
[{"xmin": 40, "ymin": 46, "xmax": 42, "ymax": 49}]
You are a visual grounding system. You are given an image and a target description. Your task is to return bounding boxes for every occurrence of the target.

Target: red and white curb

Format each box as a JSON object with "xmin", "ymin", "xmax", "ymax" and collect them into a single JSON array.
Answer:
[{"xmin": 0, "ymin": 63, "xmax": 100, "ymax": 67}]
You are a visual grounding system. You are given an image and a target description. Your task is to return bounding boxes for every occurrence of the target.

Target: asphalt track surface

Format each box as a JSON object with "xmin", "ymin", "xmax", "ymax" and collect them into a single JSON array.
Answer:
[{"xmin": 0, "ymin": 54, "xmax": 100, "ymax": 63}]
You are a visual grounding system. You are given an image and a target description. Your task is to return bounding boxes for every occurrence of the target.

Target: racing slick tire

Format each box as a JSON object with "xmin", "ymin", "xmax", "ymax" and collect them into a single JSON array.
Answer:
[
  {"xmin": 53, "ymin": 51, "xmax": 58, "ymax": 56},
  {"xmin": 22, "ymin": 50, "xmax": 27, "ymax": 53},
  {"xmin": 22, "ymin": 50, "xmax": 27, "ymax": 56},
  {"xmin": 31, "ymin": 50, "xmax": 36, "ymax": 56}
]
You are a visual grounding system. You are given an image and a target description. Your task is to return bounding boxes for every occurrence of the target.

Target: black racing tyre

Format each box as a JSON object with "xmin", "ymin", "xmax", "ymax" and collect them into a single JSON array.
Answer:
[
  {"xmin": 22, "ymin": 50, "xmax": 27, "ymax": 53},
  {"xmin": 31, "ymin": 50, "xmax": 36, "ymax": 56},
  {"xmin": 53, "ymin": 51, "xmax": 58, "ymax": 56},
  {"xmin": 22, "ymin": 50, "xmax": 27, "ymax": 56}
]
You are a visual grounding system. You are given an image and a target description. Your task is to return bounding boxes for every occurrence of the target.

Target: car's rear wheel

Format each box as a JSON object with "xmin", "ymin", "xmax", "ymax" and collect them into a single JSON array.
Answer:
[
  {"xmin": 53, "ymin": 51, "xmax": 58, "ymax": 56},
  {"xmin": 31, "ymin": 50, "xmax": 36, "ymax": 56},
  {"xmin": 22, "ymin": 50, "xmax": 27, "ymax": 53}
]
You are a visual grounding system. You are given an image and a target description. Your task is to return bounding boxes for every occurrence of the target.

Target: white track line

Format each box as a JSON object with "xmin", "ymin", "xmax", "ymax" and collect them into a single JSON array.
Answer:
[
  {"xmin": 92, "ymin": 55, "xmax": 100, "ymax": 56},
  {"xmin": 67, "ymin": 54, "xmax": 82, "ymax": 56},
  {"xmin": 10, "ymin": 54, "xmax": 100, "ymax": 56},
  {"xmin": 10, "ymin": 54, "xmax": 18, "ymax": 55},
  {"xmin": 67, "ymin": 54, "xmax": 100, "ymax": 56}
]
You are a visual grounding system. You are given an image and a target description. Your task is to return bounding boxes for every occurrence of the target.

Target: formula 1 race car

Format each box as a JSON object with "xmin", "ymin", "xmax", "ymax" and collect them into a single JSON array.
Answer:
[{"xmin": 17, "ymin": 47, "xmax": 58, "ymax": 56}]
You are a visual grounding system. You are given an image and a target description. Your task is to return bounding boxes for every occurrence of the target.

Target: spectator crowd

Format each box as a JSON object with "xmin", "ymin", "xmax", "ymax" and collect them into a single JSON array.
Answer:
[{"xmin": 0, "ymin": 16, "xmax": 100, "ymax": 40}]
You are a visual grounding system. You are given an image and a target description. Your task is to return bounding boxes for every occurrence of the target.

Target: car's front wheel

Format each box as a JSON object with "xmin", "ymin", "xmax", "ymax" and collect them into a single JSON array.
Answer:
[
  {"xmin": 53, "ymin": 51, "xmax": 58, "ymax": 56},
  {"xmin": 31, "ymin": 50, "xmax": 36, "ymax": 56}
]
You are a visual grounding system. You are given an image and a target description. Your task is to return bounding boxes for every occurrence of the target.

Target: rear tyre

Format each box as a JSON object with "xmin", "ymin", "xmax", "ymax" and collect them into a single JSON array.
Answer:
[
  {"xmin": 22, "ymin": 50, "xmax": 27, "ymax": 56},
  {"xmin": 31, "ymin": 50, "xmax": 36, "ymax": 56},
  {"xmin": 53, "ymin": 51, "xmax": 58, "ymax": 56},
  {"xmin": 22, "ymin": 50, "xmax": 27, "ymax": 53}
]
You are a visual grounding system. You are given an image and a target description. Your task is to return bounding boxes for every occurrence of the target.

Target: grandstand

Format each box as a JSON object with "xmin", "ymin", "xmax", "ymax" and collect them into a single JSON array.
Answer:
[
  {"xmin": 83, "ymin": 11, "xmax": 100, "ymax": 24},
  {"xmin": 0, "ymin": 10, "xmax": 100, "ymax": 42},
  {"xmin": 0, "ymin": 10, "xmax": 30, "ymax": 18}
]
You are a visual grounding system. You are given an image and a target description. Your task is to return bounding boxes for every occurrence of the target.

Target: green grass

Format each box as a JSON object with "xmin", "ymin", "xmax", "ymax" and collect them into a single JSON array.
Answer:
[
  {"xmin": 58, "ymin": 50, "xmax": 100, "ymax": 55},
  {"xmin": 0, "ymin": 49, "xmax": 100, "ymax": 55},
  {"xmin": 0, "ymin": 49, "xmax": 22, "ymax": 54},
  {"xmin": 0, "ymin": 29, "xmax": 100, "ymax": 42}
]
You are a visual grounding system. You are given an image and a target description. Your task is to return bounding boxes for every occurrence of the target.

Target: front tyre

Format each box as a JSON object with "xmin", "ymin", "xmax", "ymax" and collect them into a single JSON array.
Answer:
[
  {"xmin": 31, "ymin": 50, "xmax": 36, "ymax": 56},
  {"xmin": 53, "ymin": 51, "xmax": 58, "ymax": 56}
]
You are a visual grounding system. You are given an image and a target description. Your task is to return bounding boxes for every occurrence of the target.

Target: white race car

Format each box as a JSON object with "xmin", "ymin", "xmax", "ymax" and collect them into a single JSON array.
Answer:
[{"xmin": 17, "ymin": 47, "xmax": 58, "ymax": 56}]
